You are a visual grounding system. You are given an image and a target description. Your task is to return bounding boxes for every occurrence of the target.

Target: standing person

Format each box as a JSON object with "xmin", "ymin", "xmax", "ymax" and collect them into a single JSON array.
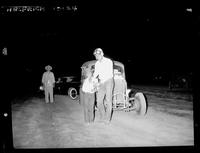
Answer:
[
  {"xmin": 93, "ymin": 48, "xmax": 114, "ymax": 124},
  {"xmin": 81, "ymin": 70, "xmax": 97, "ymax": 125},
  {"xmin": 42, "ymin": 65, "xmax": 55, "ymax": 103}
]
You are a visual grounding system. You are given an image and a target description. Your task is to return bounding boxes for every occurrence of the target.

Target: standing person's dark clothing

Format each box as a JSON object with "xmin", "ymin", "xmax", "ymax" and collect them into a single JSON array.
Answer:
[{"xmin": 82, "ymin": 92, "xmax": 95, "ymax": 123}]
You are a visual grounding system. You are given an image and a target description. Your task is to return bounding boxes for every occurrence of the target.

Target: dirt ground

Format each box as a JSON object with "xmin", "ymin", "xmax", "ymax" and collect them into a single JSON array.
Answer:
[{"xmin": 11, "ymin": 85, "xmax": 194, "ymax": 148}]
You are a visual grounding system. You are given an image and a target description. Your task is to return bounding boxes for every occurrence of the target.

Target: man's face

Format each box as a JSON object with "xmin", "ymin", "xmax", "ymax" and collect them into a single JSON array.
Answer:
[{"xmin": 94, "ymin": 54, "xmax": 102, "ymax": 61}]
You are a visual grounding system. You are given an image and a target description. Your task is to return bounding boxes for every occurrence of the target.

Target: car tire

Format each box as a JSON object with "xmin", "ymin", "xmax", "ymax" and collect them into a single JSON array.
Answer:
[
  {"xmin": 68, "ymin": 87, "xmax": 78, "ymax": 100},
  {"xmin": 134, "ymin": 92, "xmax": 147, "ymax": 115}
]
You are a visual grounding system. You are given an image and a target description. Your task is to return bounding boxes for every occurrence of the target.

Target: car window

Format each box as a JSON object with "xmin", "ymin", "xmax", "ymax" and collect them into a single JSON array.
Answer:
[
  {"xmin": 66, "ymin": 77, "xmax": 73, "ymax": 82},
  {"xmin": 91, "ymin": 65, "xmax": 95, "ymax": 74},
  {"xmin": 113, "ymin": 65, "xmax": 123, "ymax": 73},
  {"xmin": 91, "ymin": 65, "xmax": 95, "ymax": 70}
]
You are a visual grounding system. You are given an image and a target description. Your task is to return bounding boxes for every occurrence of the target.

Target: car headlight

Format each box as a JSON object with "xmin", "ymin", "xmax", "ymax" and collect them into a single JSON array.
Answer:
[{"xmin": 39, "ymin": 86, "xmax": 44, "ymax": 91}]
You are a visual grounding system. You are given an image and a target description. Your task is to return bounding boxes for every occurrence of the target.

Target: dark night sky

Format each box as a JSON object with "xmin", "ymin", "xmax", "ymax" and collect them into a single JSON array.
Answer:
[{"xmin": 0, "ymin": 1, "xmax": 195, "ymax": 87}]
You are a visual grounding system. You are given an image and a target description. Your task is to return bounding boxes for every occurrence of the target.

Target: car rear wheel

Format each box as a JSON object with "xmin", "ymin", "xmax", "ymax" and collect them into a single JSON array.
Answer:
[{"xmin": 68, "ymin": 87, "xmax": 78, "ymax": 100}]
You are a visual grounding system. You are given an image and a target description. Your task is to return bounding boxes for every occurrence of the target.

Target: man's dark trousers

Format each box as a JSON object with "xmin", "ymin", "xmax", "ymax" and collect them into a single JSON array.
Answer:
[{"xmin": 82, "ymin": 91, "xmax": 95, "ymax": 123}]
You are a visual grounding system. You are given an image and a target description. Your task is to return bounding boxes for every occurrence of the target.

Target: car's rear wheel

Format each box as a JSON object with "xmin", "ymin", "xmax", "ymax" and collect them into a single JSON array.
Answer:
[{"xmin": 68, "ymin": 87, "xmax": 78, "ymax": 100}]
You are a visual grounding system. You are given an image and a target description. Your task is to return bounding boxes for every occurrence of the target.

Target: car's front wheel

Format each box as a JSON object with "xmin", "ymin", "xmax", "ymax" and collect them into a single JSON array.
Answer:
[
  {"xmin": 134, "ymin": 92, "xmax": 147, "ymax": 115},
  {"xmin": 68, "ymin": 87, "xmax": 78, "ymax": 100}
]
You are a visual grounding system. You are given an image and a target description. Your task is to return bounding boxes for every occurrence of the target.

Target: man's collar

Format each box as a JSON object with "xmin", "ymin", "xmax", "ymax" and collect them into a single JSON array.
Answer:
[{"xmin": 98, "ymin": 56, "xmax": 104, "ymax": 62}]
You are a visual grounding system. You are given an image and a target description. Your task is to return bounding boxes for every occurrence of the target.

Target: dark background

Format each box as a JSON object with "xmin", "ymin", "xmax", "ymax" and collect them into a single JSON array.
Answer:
[{"xmin": 0, "ymin": 1, "xmax": 194, "ymax": 97}]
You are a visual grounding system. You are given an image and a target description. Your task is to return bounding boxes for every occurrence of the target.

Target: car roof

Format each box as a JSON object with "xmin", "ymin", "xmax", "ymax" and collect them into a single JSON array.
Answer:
[
  {"xmin": 81, "ymin": 60, "xmax": 125, "ymax": 79},
  {"xmin": 81, "ymin": 60, "xmax": 96, "ymax": 68}
]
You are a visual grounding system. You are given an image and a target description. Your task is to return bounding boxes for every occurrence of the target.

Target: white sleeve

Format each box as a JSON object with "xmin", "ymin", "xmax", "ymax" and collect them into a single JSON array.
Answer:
[
  {"xmin": 109, "ymin": 60, "xmax": 113, "ymax": 73},
  {"xmin": 51, "ymin": 73, "xmax": 55, "ymax": 83},
  {"xmin": 42, "ymin": 73, "xmax": 45, "ymax": 84}
]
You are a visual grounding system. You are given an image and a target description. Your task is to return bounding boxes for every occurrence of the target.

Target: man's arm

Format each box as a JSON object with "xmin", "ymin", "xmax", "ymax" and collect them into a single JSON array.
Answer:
[
  {"xmin": 52, "ymin": 73, "xmax": 55, "ymax": 83},
  {"xmin": 51, "ymin": 73, "xmax": 55, "ymax": 87},
  {"xmin": 42, "ymin": 73, "xmax": 45, "ymax": 84}
]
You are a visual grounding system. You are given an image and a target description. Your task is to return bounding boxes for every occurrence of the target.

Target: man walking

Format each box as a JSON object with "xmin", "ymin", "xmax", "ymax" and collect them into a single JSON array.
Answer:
[
  {"xmin": 92, "ymin": 48, "xmax": 114, "ymax": 124},
  {"xmin": 42, "ymin": 65, "xmax": 55, "ymax": 103}
]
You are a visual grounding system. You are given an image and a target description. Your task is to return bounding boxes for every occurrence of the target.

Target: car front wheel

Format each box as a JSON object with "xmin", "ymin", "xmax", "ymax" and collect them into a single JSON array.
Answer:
[
  {"xmin": 68, "ymin": 87, "xmax": 78, "ymax": 100},
  {"xmin": 134, "ymin": 92, "xmax": 147, "ymax": 115}
]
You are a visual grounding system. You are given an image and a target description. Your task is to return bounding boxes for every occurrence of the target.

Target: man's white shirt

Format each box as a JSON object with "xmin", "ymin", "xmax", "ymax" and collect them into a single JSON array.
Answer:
[{"xmin": 93, "ymin": 57, "xmax": 113, "ymax": 83}]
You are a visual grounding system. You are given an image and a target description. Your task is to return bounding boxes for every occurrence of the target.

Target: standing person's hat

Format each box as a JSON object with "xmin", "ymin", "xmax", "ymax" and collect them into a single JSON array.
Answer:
[
  {"xmin": 93, "ymin": 48, "xmax": 104, "ymax": 56},
  {"xmin": 45, "ymin": 65, "xmax": 52, "ymax": 71}
]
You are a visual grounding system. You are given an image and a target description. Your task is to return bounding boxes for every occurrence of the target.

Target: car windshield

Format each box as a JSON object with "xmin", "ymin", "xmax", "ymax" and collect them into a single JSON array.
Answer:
[
  {"xmin": 57, "ymin": 76, "xmax": 79, "ymax": 83},
  {"xmin": 113, "ymin": 65, "xmax": 123, "ymax": 74}
]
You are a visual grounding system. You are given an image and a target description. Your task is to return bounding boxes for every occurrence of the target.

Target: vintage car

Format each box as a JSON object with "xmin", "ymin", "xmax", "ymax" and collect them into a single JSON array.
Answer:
[
  {"xmin": 80, "ymin": 60, "xmax": 147, "ymax": 115},
  {"xmin": 54, "ymin": 76, "xmax": 80, "ymax": 100}
]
